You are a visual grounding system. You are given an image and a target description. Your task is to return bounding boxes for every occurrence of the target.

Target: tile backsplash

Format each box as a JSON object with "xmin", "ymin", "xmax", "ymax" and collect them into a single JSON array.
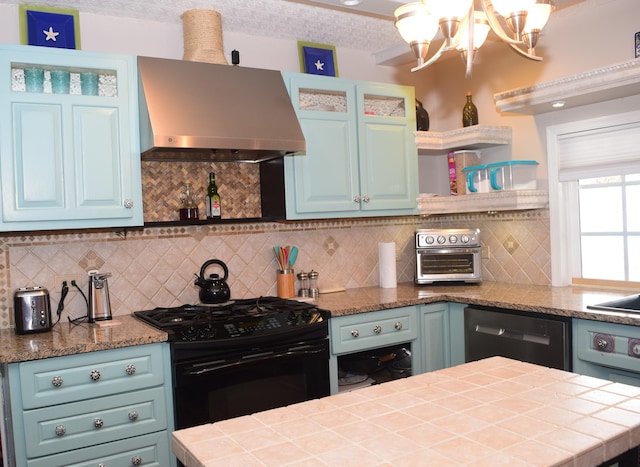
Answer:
[{"xmin": 1, "ymin": 210, "xmax": 551, "ymax": 329}]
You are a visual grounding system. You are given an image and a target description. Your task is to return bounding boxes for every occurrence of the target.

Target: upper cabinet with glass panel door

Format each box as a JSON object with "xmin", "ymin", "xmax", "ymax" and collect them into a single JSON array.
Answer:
[
  {"xmin": 281, "ymin": 72, "xmax": 419, "ymax": 220},
  {"xmin": 0, "ymin": 44, "xmax": 143, "ymax": 232}
]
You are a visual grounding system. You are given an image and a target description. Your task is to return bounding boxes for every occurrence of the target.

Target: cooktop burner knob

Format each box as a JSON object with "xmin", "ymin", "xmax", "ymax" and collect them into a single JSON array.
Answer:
[
  {"xmin": 288, "ymin": 310, "xmax": 298, "ymax": 324},
  {"xmin": 449, "ymin": 235, "xmax": 458, "ymax": 244},
  {"xmin": 461, "ymin": 234, "xmax": 470, "ymax": 243},
  {"xmin": 302, "ymin": 309, "xmax": 313, "ymax": 322},
  {"xmin": 437, "ymin": 235, "xmax": 446, "ymax": 244},
  {"xmin": 182, "ymin": 326, "xmax": 197, "ymax": 341}
]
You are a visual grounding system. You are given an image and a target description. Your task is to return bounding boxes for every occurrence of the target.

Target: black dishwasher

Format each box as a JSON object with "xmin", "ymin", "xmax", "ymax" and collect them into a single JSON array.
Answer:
[{"xmin": 464, "ymin": 306, "xmax": 572, "ymax": 371}]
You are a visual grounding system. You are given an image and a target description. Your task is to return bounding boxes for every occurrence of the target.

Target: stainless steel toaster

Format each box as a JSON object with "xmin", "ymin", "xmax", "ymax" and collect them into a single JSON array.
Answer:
[{"xmin": 14, "ymin": 286, "xmax": 52, "ymax": 334}]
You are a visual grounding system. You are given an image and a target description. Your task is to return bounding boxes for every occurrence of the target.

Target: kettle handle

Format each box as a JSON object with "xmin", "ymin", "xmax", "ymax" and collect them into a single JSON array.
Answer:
[{"xmin": 199, "ymin": 259, "xmax": 229, "ymax": 281}]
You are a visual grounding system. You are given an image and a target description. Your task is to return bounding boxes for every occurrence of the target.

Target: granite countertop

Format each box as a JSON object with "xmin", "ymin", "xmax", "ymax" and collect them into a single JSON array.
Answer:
[
  {"xmin": 315, "ymin": 282, "xmax": 640, "ymax": 325},
  {"xmin": 0, "ymin": 315, "xmax": 167, "ymax": 364},
  {"xmin": 1, "ymin": 281, "xmax": 639, "ymax": 364},
  {"xmin": 172, "ymin": 356, "xmax": 640, "ymax": 466}
]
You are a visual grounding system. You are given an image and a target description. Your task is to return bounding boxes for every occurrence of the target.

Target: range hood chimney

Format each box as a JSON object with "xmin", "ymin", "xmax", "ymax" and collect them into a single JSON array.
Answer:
[{"xmin": 137, "ymin": 56, "xmax": 306, "ymax": 162}]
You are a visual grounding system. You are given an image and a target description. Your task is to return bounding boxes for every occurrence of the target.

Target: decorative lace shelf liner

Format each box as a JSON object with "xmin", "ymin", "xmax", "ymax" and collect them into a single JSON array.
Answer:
[
  {"xmin": 417, "ymin": 190, "xmax": 548, "ymax": 214},
  {"xmin": 414, "ymin": 126, "xmax": 512, "ymax": 155},
  {"xmin": 494, "ymin": 58, "xmax": 640, "ymax": 115}
]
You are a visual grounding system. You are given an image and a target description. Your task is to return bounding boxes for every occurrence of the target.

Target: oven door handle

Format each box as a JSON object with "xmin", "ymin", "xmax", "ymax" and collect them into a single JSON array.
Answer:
[{"xmin": 183, "ymin": 344, "xmax": 326, "ymax": 376}]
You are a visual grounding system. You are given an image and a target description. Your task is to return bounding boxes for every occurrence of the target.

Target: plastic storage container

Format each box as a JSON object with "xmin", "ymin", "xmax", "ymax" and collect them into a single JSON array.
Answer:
[
  {"xmin": 488, "ymin": 160, "xmax": 539, "ymax": 191},
  {"xmin": 462, "ymin": 164, "xmax": 490, "ymax": 194}
]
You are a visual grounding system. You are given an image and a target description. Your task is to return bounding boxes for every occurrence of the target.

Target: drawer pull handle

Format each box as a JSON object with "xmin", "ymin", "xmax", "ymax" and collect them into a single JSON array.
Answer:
[
  {"xmin": 90, "ymin": 370, "xmax": 101, "ymax": 381},
  {"xmin": 98, "ymin": 464, "xmax": 107, "ymax": 467},
  {"xmin": 125, "ymin": 364, "xmax": 136, "ymax": 375},
  {"xmin": 373, "ymin": 325, "xmax": 382, "ymax": 334},
  {"xmin": 52, "ymin": 375, "xmax": 63, "ymax": 387},
  {"xmin": 131, "ymin": 455, "xmax": 142, "ymax": 466},
  {"xmin": 351, "ymin": 329, "xmax": 360, "ymax": 338},
  {"xmin": 94, "ymin": 418, "xmax": 104, "ymax": 428},
  {"xmin": 128, "ymin": 411, "xmax": 139, "ymax": 421},
  {"xmin": 55, "ymin": 425, "xmax": 66, "ymax": 437},
  {"xmin": 394, "ymin": 322, "xmax": 403, "ymax": 331}
]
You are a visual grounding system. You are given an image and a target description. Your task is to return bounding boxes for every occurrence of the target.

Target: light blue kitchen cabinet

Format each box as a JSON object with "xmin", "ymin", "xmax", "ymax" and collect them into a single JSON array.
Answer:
[
  {"xmin": 448, "ymin": 302, "xmax": 467, "ymax": 366},
  {"xmin": 3, "ymin": 343, "xmax": 175, "ymax": 466},
  {"xmin": 0, "ymin": 44, "xmax": 143, "ymax": 231},
  {"xmin": 419, "ymin": 302, "xmax": 450, "ymax": 372},
  {"xmin": 282, "ymin": 72, "xmax": 418, "ymax": 219}
]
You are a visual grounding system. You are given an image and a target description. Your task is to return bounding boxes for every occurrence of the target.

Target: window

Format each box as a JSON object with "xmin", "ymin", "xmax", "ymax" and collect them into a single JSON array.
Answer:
[
  {"xmin": 546, "ymin": 110, "xmax": 640, "ymax": 286},
  {"xmin": 578, "ymin": 174, "xmax": 640, "ymax": 282}
]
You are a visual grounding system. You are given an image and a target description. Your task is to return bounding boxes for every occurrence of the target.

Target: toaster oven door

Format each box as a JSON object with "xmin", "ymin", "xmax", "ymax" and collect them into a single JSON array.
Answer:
[{"xmin": 415, "ymin": 247, "xmax": 481, "ymax": 284}]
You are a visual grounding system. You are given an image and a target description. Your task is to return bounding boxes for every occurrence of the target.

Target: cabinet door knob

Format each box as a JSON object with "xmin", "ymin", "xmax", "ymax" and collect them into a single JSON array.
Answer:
[
  {"xmin": 98, "ymin": 464, "xmax": 107, "ymax": 467},
  {"xmin": 353, "ymin": 195, "xmax": 361, "ymax": 203},
  {"xmin": 125, "ymin": 364, "xmax": 136, "ymax": 375},
  {"xmin": 362, "ymin": 195, "xmax": 370, "ymax": 203},
  {"xmin": 51, "ymin": 375, "xmax": 63, "ymax": 387},
  {"xmin": 90, "ymin": 369, "xmax": 101, "ymax": 381},
  {"xmin": 128, "ymin": 411, "xmax": 139, "ymax": 421},
  {"xmin": 394, "ymin": 322, "xmax": 403, "ymax": 331},
  {"xmin": 94, "ymin": 418, "xmax": 104, "ymax": 428},
  {"xmin": 351, "ymin": 329, "xmax": 359, "ymax": 338},
  {"xmin": 373, "ymin": 325, "xmax": 382, "ymax": 334},
  {"xmin": 131, "ymin": 455, "xmax": 142, "ymax": 466},
  {"xmin": 124, "ymin": 199, "xmax": 134, "ymax": 209},
  {"xmin": 55, "ymin": 425, "xmax": 66, "ymax": 436}
]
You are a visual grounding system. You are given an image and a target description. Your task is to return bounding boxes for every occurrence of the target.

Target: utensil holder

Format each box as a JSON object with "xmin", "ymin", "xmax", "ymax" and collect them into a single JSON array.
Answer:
[{"xmin": 277, "ymin": 269, "xmax": 295, "ymax": 298}]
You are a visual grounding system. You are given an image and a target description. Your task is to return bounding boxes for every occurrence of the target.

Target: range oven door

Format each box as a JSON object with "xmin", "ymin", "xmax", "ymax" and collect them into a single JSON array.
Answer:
[
  {"xmin": 415, "ymin": 247, "xmax": 481, "ymax": 284},
  {"xmin": 173, "ymin": 337, "xmax": 330, "ymax": 429}
]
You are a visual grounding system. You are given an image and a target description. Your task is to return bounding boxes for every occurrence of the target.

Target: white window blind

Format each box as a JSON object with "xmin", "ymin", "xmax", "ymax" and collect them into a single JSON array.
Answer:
[{"xmin": 556, "ymin": 117, "xmax": 640, "ymax": 181}]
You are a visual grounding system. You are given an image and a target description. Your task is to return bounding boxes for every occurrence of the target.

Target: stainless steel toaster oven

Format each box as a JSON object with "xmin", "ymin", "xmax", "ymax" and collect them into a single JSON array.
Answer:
[{"xmin": 415, "ymin": 228, "xmax": 482, "ymax": 284}]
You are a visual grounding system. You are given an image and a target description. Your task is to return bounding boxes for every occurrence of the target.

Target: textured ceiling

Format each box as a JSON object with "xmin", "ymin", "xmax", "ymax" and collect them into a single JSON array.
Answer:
[
  {"xmin": 0, "ymin": 0, "xmax": 580, "ymax": 54},
  {"xmin": 0, "ymin": 0, "xmax": 404, "ymax": 52}
]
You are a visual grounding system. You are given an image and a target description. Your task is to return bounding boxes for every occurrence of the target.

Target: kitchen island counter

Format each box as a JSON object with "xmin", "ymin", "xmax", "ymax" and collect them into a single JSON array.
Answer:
[{"xmin": 172, "ymin": 356, "xmax": 640, "ymax": 466}]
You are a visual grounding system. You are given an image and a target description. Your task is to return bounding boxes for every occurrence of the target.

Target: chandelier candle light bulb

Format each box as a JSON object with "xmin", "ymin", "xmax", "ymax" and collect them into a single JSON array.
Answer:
[{"xmin": 394, "ymin": 0, "xmax": 555, "ymax": 77}]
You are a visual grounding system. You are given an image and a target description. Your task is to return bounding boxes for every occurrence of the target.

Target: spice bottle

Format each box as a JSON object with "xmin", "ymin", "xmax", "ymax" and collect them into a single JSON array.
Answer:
[{"xmin": 462, "ymin": 91, "xmax": 479, "ymax": 127}]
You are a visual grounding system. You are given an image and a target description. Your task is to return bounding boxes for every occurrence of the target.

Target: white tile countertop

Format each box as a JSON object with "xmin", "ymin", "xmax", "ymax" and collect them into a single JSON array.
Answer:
[{"xmin": 172, "ymin": 357, "xmax": 640, "ymax": 466}]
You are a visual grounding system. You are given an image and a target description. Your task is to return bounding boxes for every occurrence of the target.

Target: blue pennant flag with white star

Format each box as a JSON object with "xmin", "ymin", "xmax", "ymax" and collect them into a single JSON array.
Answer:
[
  {"xmin": 26, "ymin": 10, "xmax": 77, "ymax": 49},
  {"xmin": 302, "ymin": 46, "xmax": 336, "ymax": 77}
]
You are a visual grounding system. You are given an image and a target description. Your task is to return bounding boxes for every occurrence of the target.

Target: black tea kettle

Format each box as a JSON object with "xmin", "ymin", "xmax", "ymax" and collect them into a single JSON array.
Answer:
[{"xmin": 194, "ymin": 259, "xmax": 231, "ymax": 304}]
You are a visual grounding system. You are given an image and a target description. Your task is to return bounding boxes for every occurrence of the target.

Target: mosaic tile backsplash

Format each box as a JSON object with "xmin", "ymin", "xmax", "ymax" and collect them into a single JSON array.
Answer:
[
  {"xmin": 141, "ymin": 160, "xmax": 261, "ymax": 222},
  {"xmin": 1, "ymin": 210, "xmax": 551, "ymax": 329}
]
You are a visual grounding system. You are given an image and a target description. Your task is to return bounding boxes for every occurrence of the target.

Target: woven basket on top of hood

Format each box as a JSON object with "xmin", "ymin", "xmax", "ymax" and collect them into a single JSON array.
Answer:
[{"xmin": 181, "ymin": 9, "xmax": 228, "ymax": 65}]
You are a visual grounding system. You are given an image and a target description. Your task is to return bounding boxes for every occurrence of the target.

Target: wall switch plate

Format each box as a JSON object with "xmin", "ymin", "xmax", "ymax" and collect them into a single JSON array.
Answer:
[
  {"xmin": 54, "ymin": 274, "xmax": 82, "ymax": 293},
  {"xmin": 481, "ymin": 246, "xmax": 490, "ymax": 259}
]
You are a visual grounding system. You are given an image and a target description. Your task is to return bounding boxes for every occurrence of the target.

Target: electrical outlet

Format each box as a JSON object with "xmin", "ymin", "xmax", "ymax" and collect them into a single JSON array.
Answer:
[
  {"xmin": 481, "ymin": 246, "xmax": 491, "ymax": 259},
  {"xmin": 54, "ymin": 274, "xmax": 82, "ymax": 293}
]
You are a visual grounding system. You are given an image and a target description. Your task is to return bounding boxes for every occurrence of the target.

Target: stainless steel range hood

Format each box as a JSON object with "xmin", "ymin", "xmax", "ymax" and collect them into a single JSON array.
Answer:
[{"xmin": 137, "ymin": 56, "xmax": 305, "ymax": 162}]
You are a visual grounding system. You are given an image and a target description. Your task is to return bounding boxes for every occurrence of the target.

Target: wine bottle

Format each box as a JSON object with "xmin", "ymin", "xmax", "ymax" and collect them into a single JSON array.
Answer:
[
  {"xmin": 206, "ymin": 172, "xmax": 221, "ymax": 219},
  {"xmin": 462, "ymin": 91, "xmax": 479, "ymax": 127}
]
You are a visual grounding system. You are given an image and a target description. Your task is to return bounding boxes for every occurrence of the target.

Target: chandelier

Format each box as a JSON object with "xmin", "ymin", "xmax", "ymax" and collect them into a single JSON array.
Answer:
[{"xmin": 394, "ymin": 0, "xmax": 555, "ymax": 77}]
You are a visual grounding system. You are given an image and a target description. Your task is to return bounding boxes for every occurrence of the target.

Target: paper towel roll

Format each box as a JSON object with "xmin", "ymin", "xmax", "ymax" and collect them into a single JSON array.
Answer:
[{"xmin": 378, "ymin": 242, "xmax": 397, "ymax": 289}]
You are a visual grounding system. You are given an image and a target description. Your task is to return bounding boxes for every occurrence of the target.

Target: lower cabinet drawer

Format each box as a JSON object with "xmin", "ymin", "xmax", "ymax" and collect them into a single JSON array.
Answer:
[
  {"xmin": 331, "ymin": 306, "xmax": 418, "ymax": 355},
  {"xmin": 16, "ymin": 343, "xmax": 165, "ymax": 409},
  {"xmin": 26, "ymin": 430, "xmax": 171, "ymax": 467},
  {"xmin": 23, "ymin": 386, "xmax": 168, "ymax": 458}
]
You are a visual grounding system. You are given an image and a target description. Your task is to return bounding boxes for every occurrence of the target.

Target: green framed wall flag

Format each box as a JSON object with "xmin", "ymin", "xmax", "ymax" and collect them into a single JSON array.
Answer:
[
  {"xmin": 298, "ymin": 41, "xmax": 338, "ymax": 77},
  {"xmin": 19, "ymin": 5, "xmax": 81, "ymax": 50}
]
